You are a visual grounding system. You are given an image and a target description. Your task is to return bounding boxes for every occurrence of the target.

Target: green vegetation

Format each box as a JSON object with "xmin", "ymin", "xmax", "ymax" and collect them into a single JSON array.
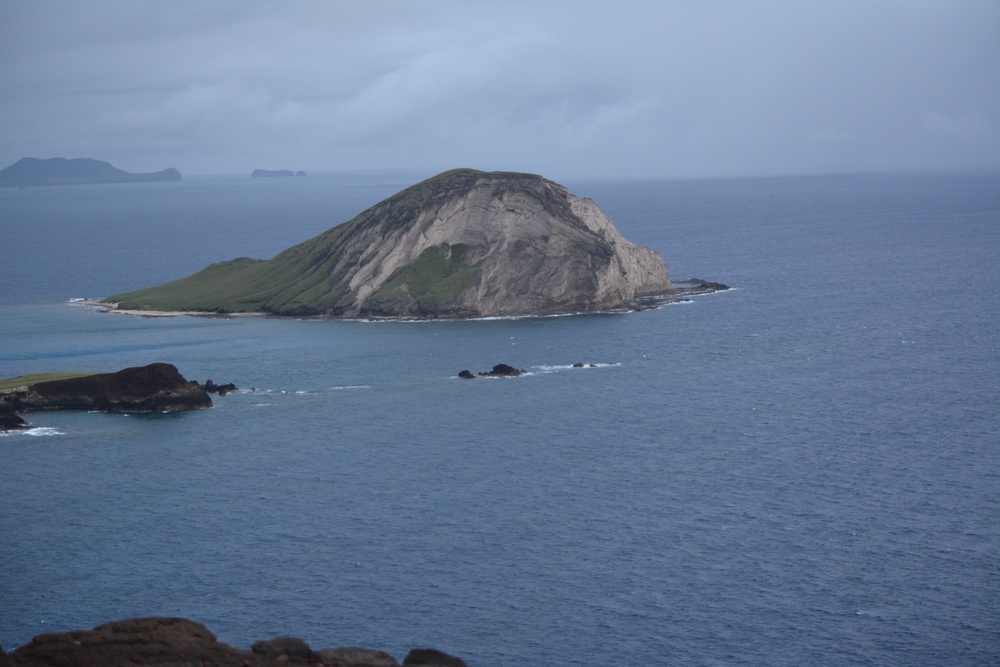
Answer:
[
  {"xmin": 0, "ymin": 371, "xmax": 100, "ymax": 393},
  {"xmin": 366, "ymin": 243, "xmax": 482, "ymax": 314}
]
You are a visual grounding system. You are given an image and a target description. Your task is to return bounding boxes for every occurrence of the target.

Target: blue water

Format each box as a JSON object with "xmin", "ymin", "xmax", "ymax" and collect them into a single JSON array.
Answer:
[{"xmin": 1, "ymin": 172, "xmax": 998, "ymax": 665}]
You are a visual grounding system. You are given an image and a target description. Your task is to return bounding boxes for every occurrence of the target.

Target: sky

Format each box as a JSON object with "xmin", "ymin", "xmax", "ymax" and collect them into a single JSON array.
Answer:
[{"xmin": 1, "ymin": 0, "xmax": 998, "ymax": 179}]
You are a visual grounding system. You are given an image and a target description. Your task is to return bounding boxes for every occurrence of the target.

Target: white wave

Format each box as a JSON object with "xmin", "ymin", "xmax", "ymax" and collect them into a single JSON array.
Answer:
[
  {"xmin": 332, "ymin": 385, "xmax": 371, "ymax": 390},
  {"xmin": 24, "ymin": 427, "xmax": 64, "ymax": 437},
  {"xmin": 530, "ymin": 362, "xmax": 622, "ymax": 373}
]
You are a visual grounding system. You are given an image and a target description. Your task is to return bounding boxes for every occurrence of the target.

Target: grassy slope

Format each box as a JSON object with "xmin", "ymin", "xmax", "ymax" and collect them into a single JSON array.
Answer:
[
  {"xmin": 365, "ymin": 243, "xmax": 482, "ymax": 315},
  {"xmin": 104, "ymin": 169, "xmax": 525, "ymax": 316},
  {"xmin": 0, "ymin": 371, "xmax": 101, "ymax": 393}
]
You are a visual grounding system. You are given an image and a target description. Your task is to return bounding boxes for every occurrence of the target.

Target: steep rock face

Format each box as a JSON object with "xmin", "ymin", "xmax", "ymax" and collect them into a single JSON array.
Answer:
[
  {"xmin": 348, "ymin": 170, "xmax": 671, "ymax": 317},
  {"xmin": 106, "ymin": 169, "xmax": 673, "ymax": 318}
]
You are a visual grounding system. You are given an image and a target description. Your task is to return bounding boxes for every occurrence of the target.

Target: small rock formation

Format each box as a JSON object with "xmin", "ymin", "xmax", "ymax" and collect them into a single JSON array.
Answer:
[
  {"xmin": 252, "ymin": 636, "xmax": 316, "ymax": 662},
  {"xmin": 403, "ymin": 648, "xmax": 469, "ymax": 666},
  {"xmin": 0, "ymin": 403, "xmax": 27, "ymax": 430},
  {"xmin": 458, "ymin": 363, "xmax": 527, "ymax": 378},
  {"xmin": 0, "ymin": 616, "xmax": 467, "ymax": 666},
  {"xmin": 203, "ymin": 379, "xmax": 238, "ymax": 396},
  {"xmin": 0, "ymin": 363, "xmax": 227, "ymax": 430}
]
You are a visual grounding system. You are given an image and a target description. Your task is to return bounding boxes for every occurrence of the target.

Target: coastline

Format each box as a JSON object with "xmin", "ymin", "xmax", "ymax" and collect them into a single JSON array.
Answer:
[
  {"xmin": 70, "ymin": 300, "xmax": 264, "ymax": 319},
  {"xmin": 70, "ymin": 280, "xmax": 728, "ymax": 320}
]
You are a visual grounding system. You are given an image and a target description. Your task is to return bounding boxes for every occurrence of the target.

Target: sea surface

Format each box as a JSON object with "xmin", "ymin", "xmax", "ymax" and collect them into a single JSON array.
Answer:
[{"xmin": 1, "ymin": 171, "xmax": 998, "ymax": 666}]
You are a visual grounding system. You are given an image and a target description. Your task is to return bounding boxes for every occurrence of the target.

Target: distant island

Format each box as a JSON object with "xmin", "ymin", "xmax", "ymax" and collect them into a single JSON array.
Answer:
[
  {"xmin": 252, "ymin": 169, "xmax": 307, "ymax": 177},
  {"xmin": 103, "ymin": 168, "xmax": 726, "ymax": 319},
  {"xmin": 0, "ymin": 157, "xmax": 181, "ymax": 187}
]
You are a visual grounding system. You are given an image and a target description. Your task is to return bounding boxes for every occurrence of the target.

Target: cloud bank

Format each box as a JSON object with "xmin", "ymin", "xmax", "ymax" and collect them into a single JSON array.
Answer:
[{"xmin": 1, "ymin": 0, "xmax": 998, "ymax": 178}]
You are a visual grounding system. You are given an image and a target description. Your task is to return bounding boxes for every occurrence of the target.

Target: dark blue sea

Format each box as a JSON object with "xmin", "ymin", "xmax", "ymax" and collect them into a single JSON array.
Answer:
[{"xmin": 1, "ymin": 172, "xmax": 998, "ymax": 666}]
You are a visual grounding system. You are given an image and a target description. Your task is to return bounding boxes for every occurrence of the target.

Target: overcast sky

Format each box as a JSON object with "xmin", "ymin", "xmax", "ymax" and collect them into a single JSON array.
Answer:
[{"xmin": 2, "ymin": 0, "xmax": 998, "ymax": 179}]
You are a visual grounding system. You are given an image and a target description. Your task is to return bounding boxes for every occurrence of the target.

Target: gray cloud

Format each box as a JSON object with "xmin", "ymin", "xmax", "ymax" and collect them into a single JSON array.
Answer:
[{"xmin": 1, "ymin": 0, "xmax": 997, "ymax": 178}]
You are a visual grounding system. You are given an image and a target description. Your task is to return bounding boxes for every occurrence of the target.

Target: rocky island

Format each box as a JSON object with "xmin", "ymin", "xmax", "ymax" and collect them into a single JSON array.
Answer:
[
  {"xmin": 0, "ymin": 616, "xmax": 468, "ymax": 666},
  {"xmin": 103, "ymin": 169, "xmax": 725, "ymax": 318},
  {"xmin": 0, "ymin": 157, "xmax": 181, "ymax": 187},
  {"xmin": 252, "ymin": 169, "xmax": 307, "ymax": 177},
  {"xmin": 0, "ymin": 363, "xmax": 230, "ymax": 431}
]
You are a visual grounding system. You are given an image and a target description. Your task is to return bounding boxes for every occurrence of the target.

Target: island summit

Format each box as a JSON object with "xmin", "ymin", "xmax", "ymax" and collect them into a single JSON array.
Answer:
[{"xmin": 104, "ymin": 169, "xmax": 725, "ymax": 318}]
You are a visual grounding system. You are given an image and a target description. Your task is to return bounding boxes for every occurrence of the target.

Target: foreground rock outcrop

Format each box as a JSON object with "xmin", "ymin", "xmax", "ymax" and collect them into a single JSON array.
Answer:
[
  {"xmin": 0, "ymin": 363, "xmax": 220, "ymax": 430},
  {"xmin": 0, "ymin": 617, "xmax": 468, "ymax": 667},
  {"xmin": 104, "ymin": 169, "xmax": 723, "ymax": 319}
]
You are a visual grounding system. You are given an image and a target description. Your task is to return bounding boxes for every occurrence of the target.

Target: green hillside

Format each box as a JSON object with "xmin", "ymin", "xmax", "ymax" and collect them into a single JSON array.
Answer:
[{"xmin": 105, "ymin": 169, "xmax": 497, "ymax": 316}]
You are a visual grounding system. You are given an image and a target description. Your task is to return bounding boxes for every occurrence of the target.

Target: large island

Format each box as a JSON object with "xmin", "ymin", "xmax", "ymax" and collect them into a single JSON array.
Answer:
[
  {"xmin": 103, "ymin": 169, "xmax": 725, "ymax": 318},
  {"xmin": 0, "ymin": 157, "xmax": 181, "ymax": 187}
]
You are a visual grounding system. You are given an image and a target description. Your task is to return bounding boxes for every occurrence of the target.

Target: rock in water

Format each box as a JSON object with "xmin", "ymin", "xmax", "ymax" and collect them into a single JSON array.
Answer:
[
  {"xmin": 106, "ymin": 169, "xmax": 674, "ymax": 318},
  {"xmin": 4, "ymin": 363, "xmax": 212, "ymax": 414},
  {"xmin": 2, "ymin": 616, "xmax": 467, "ymax": 666}
]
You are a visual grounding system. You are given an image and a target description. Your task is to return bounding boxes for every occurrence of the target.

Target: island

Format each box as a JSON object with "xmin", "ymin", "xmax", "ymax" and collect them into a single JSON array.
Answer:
[
  {"xmin": 0, "ymin": 616, "xmax": 468, "ymax": 666},
  {"xmin": 251, "ymin": 169, "xmax": 306, "ymax": 177},
  {"xmin": 0, "ymin": 157, "xmax": 181, "ymax": 187},
  {"xmin": 0, "ymin": 363, "xmax": 234, "ymax": 431},
  {"xmin": 102, "ymin": 169, "xmax": 727, "ymax": 319}
]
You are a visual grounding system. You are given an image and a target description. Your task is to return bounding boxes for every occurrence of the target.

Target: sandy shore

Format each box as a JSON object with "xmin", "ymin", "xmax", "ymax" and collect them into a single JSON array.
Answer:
[
  {"xmin": 69, "ymin": 300, "xmax": 261, "ymax": 319},
  {"xmin": 67, "ymin": 280, "xmax": 728, "ymax": 320}
]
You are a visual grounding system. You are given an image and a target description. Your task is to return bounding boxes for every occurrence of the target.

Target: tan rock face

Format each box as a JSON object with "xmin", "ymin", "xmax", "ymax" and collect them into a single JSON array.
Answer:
[{"xmin": 340, "ymin": 170, "xmax": 671, "ymax": 317}]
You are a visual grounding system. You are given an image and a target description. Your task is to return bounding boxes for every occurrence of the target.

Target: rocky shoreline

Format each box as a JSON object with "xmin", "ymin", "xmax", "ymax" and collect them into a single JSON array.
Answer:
[
  {"xmin": 0, "ymin": 363, "xmax": 233, "ymax": 431},
  {"xmin": 0, "ymin": 616, "xmax": 468, "ymax": 666},
  {"xmin": 76, "ymin": 278, "xmax": 727, "ymax": 321}
]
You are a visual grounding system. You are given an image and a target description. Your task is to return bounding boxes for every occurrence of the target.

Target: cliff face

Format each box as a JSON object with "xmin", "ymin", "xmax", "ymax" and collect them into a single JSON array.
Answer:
[
  {"xmin": 346, "ymin": 170, "xmax": 671, "ymax": 317},
  {"xmin": 0, "ymin": 363, "xmax": 211, "ymax": 427},
  {"xmin": 107, "ymin": 169, "xmax": 673, "ymax": 318}
]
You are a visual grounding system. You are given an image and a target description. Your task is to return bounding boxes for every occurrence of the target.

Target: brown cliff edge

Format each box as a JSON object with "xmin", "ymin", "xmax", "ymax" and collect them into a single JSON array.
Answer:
[
  {"xmin": 0, "ymin": 616, "xmax": 468, "ymax": 667},
  {"xmin": 0, "ymin": 363, "xmax": 234, "ymax": 431}
]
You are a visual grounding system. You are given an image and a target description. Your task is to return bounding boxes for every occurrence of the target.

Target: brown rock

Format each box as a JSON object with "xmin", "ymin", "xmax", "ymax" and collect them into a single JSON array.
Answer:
[
  {"xmin": 6, "ymin": 617, "xmax": 252, "ymax": 666},
  {"xmin": 402, "ymin": 648, "xmax": 467, "ymax": 667},
  {"xmin": 251, "ymin": 637, "xmax": 316, "ymax": 662},
  {"xmin": 318, "ymin": 646, "xmax": 400, "ymax": 666},
  {"xmin": 4, "ymin": 617, "xmax": 469, "ymax": 667},
  {"xmin": 7, "ymin": 363, "xmax": 212, "ymax": 414}
]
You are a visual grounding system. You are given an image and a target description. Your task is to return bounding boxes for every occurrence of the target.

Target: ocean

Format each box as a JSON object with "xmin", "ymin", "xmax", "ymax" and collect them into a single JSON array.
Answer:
[{"xmin": 1, "ymin": 171, "xmax": 998, "ymax": 666}]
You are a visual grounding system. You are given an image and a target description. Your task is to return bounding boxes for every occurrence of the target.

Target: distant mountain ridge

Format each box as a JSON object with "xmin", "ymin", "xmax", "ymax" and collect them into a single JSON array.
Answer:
[{"xmin": 0, "ymin": 157, "xmax": 181, "ymax": 187}]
